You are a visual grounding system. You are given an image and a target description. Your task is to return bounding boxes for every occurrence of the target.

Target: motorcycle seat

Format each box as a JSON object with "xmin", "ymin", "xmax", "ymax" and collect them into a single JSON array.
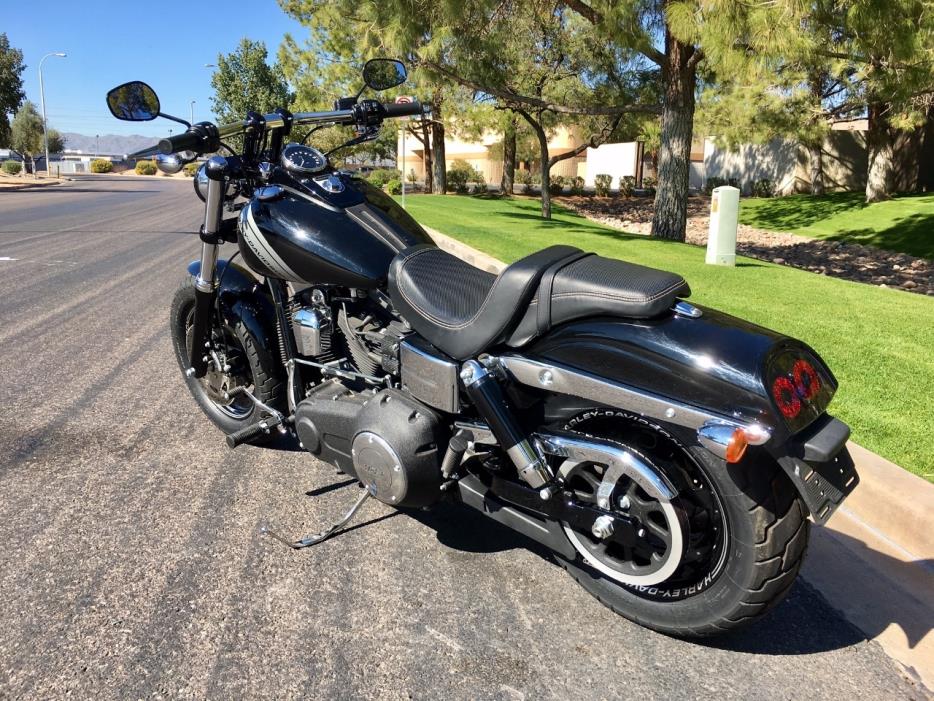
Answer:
[{"xmin": 388, "ymin": 243, "xmax": 690, "ymax": 360}]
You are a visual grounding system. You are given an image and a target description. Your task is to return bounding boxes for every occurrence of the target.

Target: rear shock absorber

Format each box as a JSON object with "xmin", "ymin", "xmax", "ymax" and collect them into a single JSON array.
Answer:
[{"xmin": 460, "ymin": 360, "xmax": 551, "ymax": 489}]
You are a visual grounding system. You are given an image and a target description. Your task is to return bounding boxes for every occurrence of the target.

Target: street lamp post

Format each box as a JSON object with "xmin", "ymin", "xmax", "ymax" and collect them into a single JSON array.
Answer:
[
  {"xmin": 189, "ymin": 100, "xmax": 196, "ymax": 124},
  {"xmin": 38, "ymin": 51, "xmax": 67, "ymax": 176}
]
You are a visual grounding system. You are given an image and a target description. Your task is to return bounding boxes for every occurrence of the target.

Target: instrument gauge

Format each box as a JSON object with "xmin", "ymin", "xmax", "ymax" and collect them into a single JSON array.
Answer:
[{"xmin": 281, "ymin": 143, "xmax": 328, "ymax": 174}]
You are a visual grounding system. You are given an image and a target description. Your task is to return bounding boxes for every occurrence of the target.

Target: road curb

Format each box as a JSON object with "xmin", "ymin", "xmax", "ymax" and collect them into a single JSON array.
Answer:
[
  {"xmin": 426, "ymin": 225, "xmax": 934, "ymax": 691},
  {"xmin": 0, "ymin": 179, "xmax": 65, "ymax": 191}
]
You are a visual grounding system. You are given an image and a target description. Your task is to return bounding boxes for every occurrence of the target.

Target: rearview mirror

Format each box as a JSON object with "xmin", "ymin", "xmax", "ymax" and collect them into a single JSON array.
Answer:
[
  {"xmin": 106, "ymin": 81, "xmax": 161, "ymax": 121},
  {"xmin": 362, "ymin": 59, "xmax": 407, "ymax": 91}
]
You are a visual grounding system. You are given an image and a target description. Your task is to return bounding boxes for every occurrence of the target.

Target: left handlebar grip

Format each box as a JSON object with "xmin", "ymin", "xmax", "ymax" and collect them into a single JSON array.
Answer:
[
  {"xmin": 382, "ymin": 100, "xmax": 423, "ymax": 118},
  {"xmin": 158, "ymin": 123, "xmax": 220, "ymax": 155},
  {"xmin": 158, "ymin": 131, "xmax": 202, "ymax": 155}
]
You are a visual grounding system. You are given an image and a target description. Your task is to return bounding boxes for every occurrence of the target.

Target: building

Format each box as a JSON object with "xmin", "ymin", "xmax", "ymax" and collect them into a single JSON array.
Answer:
[
  {"xmin": 398, "ymin": 125, "xmax": 588, "ymax": 185},
  {"xmin": 397, "ymin": 127, "xmax": 706, "ymax": 191}
]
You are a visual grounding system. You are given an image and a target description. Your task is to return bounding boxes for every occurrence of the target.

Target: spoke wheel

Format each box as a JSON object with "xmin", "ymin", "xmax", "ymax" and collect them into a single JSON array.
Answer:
[{"xmin": 185, "ymin": 316, "xmax": 254, "ymax": 419}]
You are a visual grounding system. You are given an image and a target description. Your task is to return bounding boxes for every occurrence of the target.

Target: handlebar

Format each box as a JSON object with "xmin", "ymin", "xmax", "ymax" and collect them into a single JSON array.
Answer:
[
  {"xmin": 158, "ymin": 130, "xmax": 205, "ymax": 155},
  {"xmin": 381, "ymin": 100, "xmax": 423, "ymax": 118},
  {"xmin": 149, "ymin": 99, "xmax": 422, "ymax": 157}
]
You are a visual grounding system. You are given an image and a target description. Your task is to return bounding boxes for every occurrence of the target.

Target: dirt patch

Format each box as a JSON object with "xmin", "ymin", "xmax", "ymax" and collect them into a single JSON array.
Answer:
[{"xmin": 560, "ymin": 195, "xmax": 934, "ymax": 297}]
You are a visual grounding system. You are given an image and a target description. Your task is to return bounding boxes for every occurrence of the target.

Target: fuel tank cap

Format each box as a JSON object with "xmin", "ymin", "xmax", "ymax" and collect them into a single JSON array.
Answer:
[{"xmin": 313, "ymin": 174, "xmax": 345, "ymax": 194}]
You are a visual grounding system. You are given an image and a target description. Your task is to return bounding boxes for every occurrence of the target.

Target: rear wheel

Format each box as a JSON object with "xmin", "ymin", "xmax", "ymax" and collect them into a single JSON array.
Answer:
[
  {"xmin": 557, "ymin": 410, "xmax": 809, "ymax": 636},
  {"xmin": 169, "ymin": 278, "xmax": 284, "ymax": 442}
]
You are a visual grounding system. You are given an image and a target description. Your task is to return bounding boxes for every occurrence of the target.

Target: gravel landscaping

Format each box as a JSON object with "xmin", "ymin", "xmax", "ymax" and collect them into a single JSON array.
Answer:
[{"xmin": 559, "ymin": 195, "xmax": 934, "ymax": 297}]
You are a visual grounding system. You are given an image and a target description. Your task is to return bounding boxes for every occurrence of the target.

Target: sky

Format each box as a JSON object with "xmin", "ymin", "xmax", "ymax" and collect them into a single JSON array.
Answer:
[{"xmin": 5, "ymin": 0, "xmax": 308, "ymax": 138}]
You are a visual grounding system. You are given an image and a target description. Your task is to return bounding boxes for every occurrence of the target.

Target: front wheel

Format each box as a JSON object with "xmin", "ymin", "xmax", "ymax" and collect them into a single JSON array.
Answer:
[
  {"xmin": 170, "ymin": 277, "xmax": 284, "ymax": 442},
  {"xmin": 557, "ymin": 411, "xmax": 809, "ymax": 636}
]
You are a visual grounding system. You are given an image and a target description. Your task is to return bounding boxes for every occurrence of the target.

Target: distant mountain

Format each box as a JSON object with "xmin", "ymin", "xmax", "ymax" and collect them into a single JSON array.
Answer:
[{"xmin": 60, "ymin": 132, "xmax": 159, "ymax": 157}]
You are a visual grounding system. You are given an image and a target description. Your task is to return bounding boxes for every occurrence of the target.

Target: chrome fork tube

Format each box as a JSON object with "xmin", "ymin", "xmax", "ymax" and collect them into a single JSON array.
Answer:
[{"xmin": 187, "ymin": 157, "xmax": 228, "ymax": 377}]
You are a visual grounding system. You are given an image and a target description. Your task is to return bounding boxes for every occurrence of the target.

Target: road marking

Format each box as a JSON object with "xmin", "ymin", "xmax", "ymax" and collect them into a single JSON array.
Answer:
[{"xmin": 0, "ymin": 256, "xmax": 17, "ymax": 261}]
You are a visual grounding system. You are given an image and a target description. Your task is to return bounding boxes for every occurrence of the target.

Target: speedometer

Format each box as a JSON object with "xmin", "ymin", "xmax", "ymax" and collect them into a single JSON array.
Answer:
[{"xmin": 281, "ymin": 143, "xmax": 328, "ymax": 174}]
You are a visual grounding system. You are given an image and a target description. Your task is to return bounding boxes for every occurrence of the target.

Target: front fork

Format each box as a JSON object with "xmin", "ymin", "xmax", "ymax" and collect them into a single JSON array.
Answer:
[{"xmin": 187, "ymin": 157, "xmax": 228, "ymax": 378}]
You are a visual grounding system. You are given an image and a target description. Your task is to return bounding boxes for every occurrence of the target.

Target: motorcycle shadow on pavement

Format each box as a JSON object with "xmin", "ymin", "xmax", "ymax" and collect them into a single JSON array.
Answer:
[{"xmin": 299, "ymin": 477, "xmax": 932, "ymax": 659}]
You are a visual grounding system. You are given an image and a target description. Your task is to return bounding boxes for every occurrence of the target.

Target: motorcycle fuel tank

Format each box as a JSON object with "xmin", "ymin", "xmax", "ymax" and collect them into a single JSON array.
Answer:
[{"xmin": 238, "ymin": 169, "xmax": 434, "ymax": 288}]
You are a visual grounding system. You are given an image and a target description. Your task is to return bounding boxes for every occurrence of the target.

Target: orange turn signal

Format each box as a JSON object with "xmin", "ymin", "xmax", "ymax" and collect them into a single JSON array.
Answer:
[{"xmin": 724, "ymin": 427, "xmax": 749, "ymax": 463}]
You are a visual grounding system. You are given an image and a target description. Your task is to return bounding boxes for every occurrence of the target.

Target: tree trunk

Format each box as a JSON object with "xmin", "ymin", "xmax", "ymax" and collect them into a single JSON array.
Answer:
[
  {"xmin": 500, "ymin": 117, "xmax": 517, "ymax": 196},
  {"xmin": 807, "ymin": 72, "xmax": 826, "ymax": 196},
  {"xmin": 651, "ymin": 32, "xmax": 697, "ymax": 241},
  {"xmin": 866, "ymin": 101, "xmax": 894, "ymax": 203},
  {"xmin": 539, "ymin": 141, "xmax": 551, "ymax": 219},
  {"xmin": 918, "ymin": 104, "xmax": 934, "ymax": 192},
  {"xmin": 808, "ymin": 142, "xmax": 825, "ymax": 196},
  {"xmin": 430, "ymin": 95, "xmax": 446, "ymax": 194},
  {"xmin": 420, "ymin": 121, "xmax": 433, "ymax": 194}
]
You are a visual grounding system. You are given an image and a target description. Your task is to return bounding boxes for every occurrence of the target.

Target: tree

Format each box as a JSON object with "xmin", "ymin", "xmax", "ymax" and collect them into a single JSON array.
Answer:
[
  {"xmin": 696, "ymin": 0, "xmax": 934, "ymax": 203},
  {"xmin": 500, "ymin": 114, "xmax": 517, "ymax": 195},
  {"xmin": 278, "ymin": 2, "xmax": 461, "ymax": 193},
  {"xmin": 0, "ymin": 33, "xmax": 26, "ymax": 148},
  {"xmin": 369, "ymin": 1, "xmax": 654, "ymax": 217},
  {"xmin": 47, "ymin": 129, "xmax": 64, "ymax": 155},
  {"xmin": 10, "ymin": 101, "xmax": 44, "ymax": 174},
  {"xmin": 210, "ymin": 38, "xmax": 292, "ymax": 124}
]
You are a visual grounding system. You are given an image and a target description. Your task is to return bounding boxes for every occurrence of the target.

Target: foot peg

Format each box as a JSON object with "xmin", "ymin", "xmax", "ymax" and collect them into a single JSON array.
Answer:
[
  {"xmin": 260, "ymin": 485, "xmax": 375, "ymax": 549},
  {"xmin": 224, "ymin": 387, "xmax": 288, "ymax": 448}
]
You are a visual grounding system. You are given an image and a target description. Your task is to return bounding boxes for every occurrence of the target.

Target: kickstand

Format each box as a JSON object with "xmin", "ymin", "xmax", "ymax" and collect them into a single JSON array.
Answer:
[{"xmin": 260, "ymin": 485, "xmax": 375, "ymax": 549}]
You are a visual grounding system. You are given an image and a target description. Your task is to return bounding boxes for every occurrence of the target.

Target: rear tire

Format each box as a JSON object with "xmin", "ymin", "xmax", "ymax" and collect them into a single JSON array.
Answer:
[
  {"xmin": 558, "ymin": 417, "xmax": 809, "ymax": 636},
  {"xmin": 170, "ymin": 277, "xmax": 284, "ymax": 443}
]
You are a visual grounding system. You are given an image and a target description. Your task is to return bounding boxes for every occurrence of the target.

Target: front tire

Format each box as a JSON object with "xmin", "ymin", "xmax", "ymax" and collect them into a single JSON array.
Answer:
[
  {"xmin": 170, "ymin": 277, "xmax": 284, "ymax": 442},
  {"xmin": 558, "ymin": 414, "xmax": 809, "ymax": 636}
]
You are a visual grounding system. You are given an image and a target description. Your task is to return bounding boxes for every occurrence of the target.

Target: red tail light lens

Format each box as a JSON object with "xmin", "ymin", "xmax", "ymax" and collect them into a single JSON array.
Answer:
[
  {"xmin": 792, "ymin": 359, "xmax": 821, "ymax": 400},
  {"xmin": 772, "ymin": 376, "xmax": 802, "ymax": 419}
]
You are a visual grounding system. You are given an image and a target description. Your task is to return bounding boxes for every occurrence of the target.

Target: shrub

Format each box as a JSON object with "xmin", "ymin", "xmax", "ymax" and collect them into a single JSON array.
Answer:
[
  {"xmin": 2, "ymin": 160, "xmax": 22, "ymax": 175},
  {"xmin": 183, "ymin": 162, "xmax": 200, "ymax": 177},
  {"xmin": 384, "ymin": 178, "xmax": 403, "ymax": 195},
  {"xmin": 447, "ymin": 160, "xmax": 485, "ymax": 194},
  {"xmin": 569, "ymin": 175, "xmax": 585, "ymax": 196},
  {"xmin": 90, "ymin": 159, "xmax": 113, "ymax": 173},
  {"xmin": 471, "ymin": 182, "xmax": 487, "ymax": 195},
  {"xmin": 642, "ymin": 175, "xmax": 657, "ymax": 194},
  {"xmin": 704, "ymin": 176, "xmax": 740, "ymax": 195},
  {"xmin": 135, "ymin": 160, "xmax": 157, "ymax": 175},
  {"xmin": 594, "ymin": 173, "xmax": 612, "ymax": 197},
  {"xmin": 514, "ymin": 169, "xmax": 533, "ymax": 194},
  {"xmin": 752, "ymin": 178, "xmax": 775, "ymax": 198},
  {"xmin": 366, "ymin": 168, "xmax": 400, "ymax": 189},
  {"xmin": 619, "ymin": 175, "xmax": 635, "ymax": 197},
  {"xmin": 406, "ymin": 168, "xmax": 418, "ymax": 183},
  {"xmin": 548, "ymin": 174, "xmax": 566, "ymax": 195}
]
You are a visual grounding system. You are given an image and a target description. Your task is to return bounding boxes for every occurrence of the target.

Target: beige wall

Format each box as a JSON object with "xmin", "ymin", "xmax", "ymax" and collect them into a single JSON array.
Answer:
[
  {"xmin": 703, "ymin": 125, "xmax": 924, "ymax": 195},
  {"xmin": 397, "ymin": 125, "xmax": 585, "ymax": 184}
]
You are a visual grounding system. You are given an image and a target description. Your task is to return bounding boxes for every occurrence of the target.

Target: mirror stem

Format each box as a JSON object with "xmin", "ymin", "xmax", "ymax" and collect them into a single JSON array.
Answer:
[{"xmin": 159, "ymin": 112, "xmax": 191, "ymax": 128}]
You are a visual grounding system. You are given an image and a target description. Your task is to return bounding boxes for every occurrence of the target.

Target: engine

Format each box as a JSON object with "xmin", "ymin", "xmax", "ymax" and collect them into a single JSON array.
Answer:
[
  {"xmin": 295, "ymin": 382, "xmax": 447, "ymax": 508},
  {"xmin": 288, "ymin": 287, "xmax": 407, "ymax": 379}
]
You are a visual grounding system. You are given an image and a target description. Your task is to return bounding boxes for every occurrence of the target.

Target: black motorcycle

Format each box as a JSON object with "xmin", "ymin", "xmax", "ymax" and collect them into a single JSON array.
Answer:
[{"xmin": 106, "ymin": 59, "xmax": 858, "ymax": 635}]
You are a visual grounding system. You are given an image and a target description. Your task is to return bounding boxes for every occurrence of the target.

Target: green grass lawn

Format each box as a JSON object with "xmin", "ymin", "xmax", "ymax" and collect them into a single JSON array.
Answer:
[
  {"xmin": 398, "ymin": 194, "xmax": 934, "ymax": 481},
  {"xmin": 739, "ymin": 192, "xmax": 934, "ymax": 260}
]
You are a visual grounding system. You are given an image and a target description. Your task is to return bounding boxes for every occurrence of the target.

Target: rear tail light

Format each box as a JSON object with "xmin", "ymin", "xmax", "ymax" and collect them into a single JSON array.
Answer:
[
  {"xmin": 767, "ymin": 349, "xmax": 836, "ymax": 432},
  {"xmin": 772, "ymin": 376, "xmax": 803, "ymax": 419}
]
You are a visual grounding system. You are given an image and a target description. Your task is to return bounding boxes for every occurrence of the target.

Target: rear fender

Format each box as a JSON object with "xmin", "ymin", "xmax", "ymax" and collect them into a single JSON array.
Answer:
[{"xmin": 503, "ymin": 304, "xmax": 856, "ymax": 522}]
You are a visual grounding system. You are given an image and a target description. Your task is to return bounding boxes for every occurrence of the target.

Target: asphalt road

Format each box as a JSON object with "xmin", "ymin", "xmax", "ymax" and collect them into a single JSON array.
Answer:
[{"xmin": 0, "ymin": 176, "xmax": 924, "ymax": 700}]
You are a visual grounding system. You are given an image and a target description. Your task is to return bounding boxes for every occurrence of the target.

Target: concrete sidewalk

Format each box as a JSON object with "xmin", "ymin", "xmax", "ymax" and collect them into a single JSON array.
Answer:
[{"xmin": 429, "ymin": 226, "xmax": 934, "ymax": 692}]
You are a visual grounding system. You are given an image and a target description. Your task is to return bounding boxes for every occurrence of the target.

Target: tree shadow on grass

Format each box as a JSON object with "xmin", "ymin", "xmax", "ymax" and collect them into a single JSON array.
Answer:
[
  {"xmin": 825, "ymin": 212, "xmax": 934, "ymax": 260},
  {"xmin": 740, "ymin": 192, "xmax": 866, "ymax": 231}
]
